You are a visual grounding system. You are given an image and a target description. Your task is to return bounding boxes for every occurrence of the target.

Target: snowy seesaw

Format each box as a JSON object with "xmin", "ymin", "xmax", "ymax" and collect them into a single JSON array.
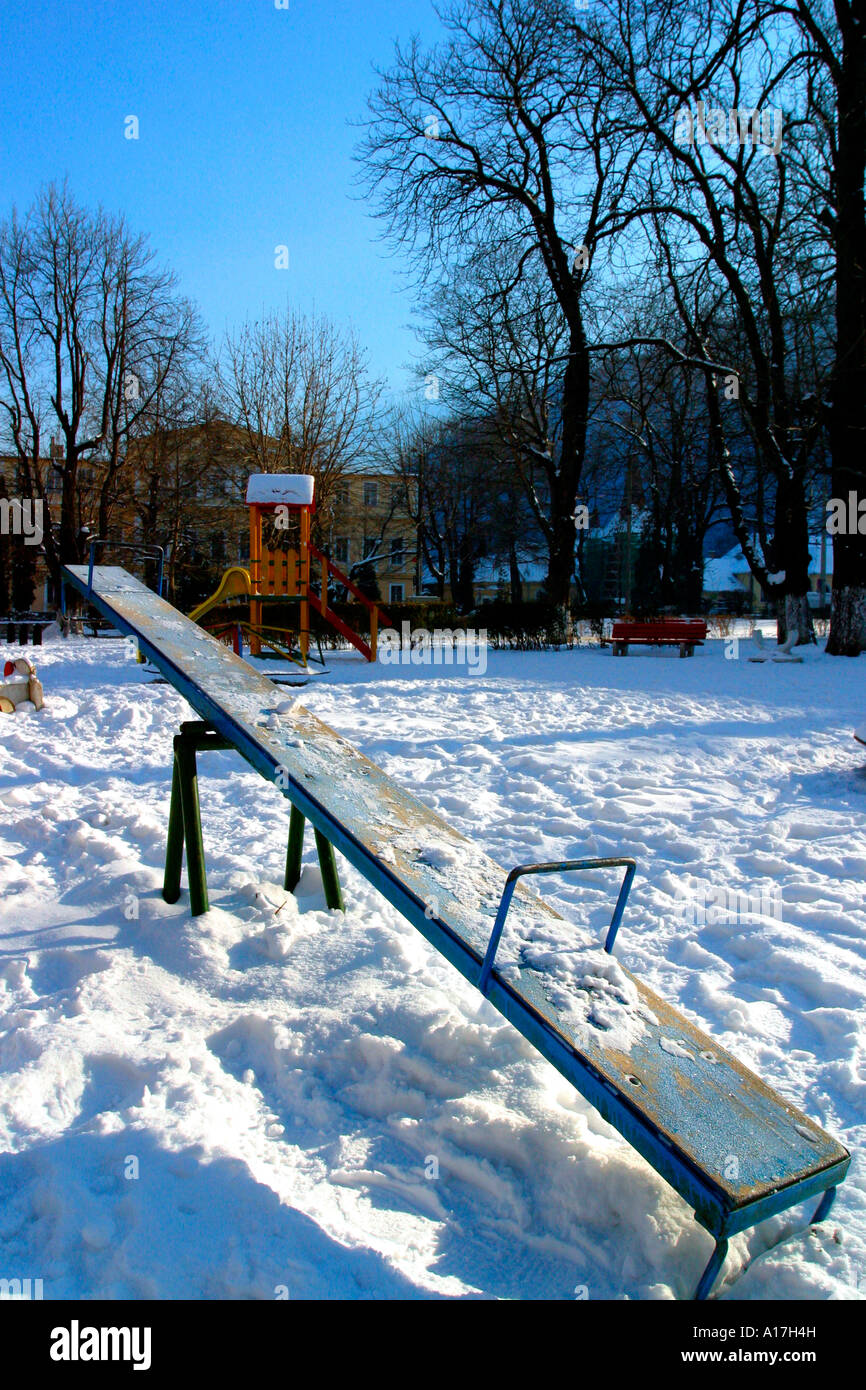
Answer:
[{"xmin": 62, "ymin": 561, "xmax": 851, "ymax": 1301}]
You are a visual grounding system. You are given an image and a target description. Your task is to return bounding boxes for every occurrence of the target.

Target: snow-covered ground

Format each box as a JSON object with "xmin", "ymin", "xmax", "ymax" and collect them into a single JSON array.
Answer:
[{"xmin": 1, "ymin": 632, "xmax": 864, "ymax": 1300}]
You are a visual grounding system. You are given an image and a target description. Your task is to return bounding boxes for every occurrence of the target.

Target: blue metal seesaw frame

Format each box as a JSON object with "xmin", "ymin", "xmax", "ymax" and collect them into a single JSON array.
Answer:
[
  {"xmin": 60, "ymin": 541, "xmax": 165, "ymax": 616},
  {"xmin": 477, "ymin": 858, "xmax": 842, "ymax": 1301},
  {"xmin": 61, "ymin": 565, "xmax": 851, "ymax": 1300}
]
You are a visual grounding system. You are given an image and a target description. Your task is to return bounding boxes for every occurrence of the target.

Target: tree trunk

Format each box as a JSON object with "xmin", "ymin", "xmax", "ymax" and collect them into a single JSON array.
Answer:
[
  {"xmin": 776, "ymin": 593, "xmax": 816, "ymax": 647},
  {"xmin": 98, "ymin": 446, "xmax": 124, "ymax": 539},
  {"xmin": 779, "ymin": 593, "xmax": 815, "ymax": 650},
  {"xmin": 59, "ymin": 448, "xmax": 81, "ymax": 567},
  {"xmin": 451, "ymin": 550, "xmax": 475, "ymax": 612},
  {"xmin": 543, "ymin": 328, "xmax": 587, "ymax": 614},
  {"xmin": 546, "ymin": 532, "xmax": 575, "ymax": 639},
  {"xmin": 827, "ymin": 3, "xmax": 866, "ymax": 656},
  {"xmin": 773, "ymin": 471, "xmax": 815, "ymax": 646},
  {"xmin": 827, "ymin": 579, "xmax": 866, "ymax": 657},
  {"xmin": 509, "ymin": 540, "xmax": 522, "ymax": 603}
]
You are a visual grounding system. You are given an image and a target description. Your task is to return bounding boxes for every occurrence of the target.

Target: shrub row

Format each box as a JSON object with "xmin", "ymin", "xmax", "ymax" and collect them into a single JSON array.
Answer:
[{"xmin": 200, "ymin": 595, "xmax": 759, "ymax": 654}]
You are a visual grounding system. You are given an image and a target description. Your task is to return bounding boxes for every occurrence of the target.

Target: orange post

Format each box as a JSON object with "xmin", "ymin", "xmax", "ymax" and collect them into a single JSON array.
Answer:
[
  {"xmin": 249, "ymin": 503, "xmax": 262, "ymax": 656},
  {"xmin": 299, "ymin": 507, "xmax": 310, "ymax": 664}
]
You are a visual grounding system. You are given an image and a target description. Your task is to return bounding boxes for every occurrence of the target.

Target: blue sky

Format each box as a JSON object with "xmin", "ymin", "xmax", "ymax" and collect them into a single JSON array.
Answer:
[{"xmin": 0, "ymin": 0, "xmax": 445, "ymax": 396}]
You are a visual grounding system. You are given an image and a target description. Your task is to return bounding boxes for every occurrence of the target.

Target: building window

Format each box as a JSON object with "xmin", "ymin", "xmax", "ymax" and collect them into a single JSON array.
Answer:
[
  {"xmin": 335, "ymin": 536, "xmax": 349, "ymax": 565},
  {"xmin": 363, "ymin": 536, "xmax": 377, "ymax": 559},
  {"xmin": 389, "ymin": 583, "xmax": 404, "ymax": 603},
  {"xmin": 336, "ymin": 485, "xmax": 349, "ymax": 507},
  {"xmin": 364, "ymin": 481, "xmax": 378, "ymax": 508},
  {"xmin": 390, "ymin": 536, "xmax": 405, "ymax": 567},
  {"xmin": 391, "ymin": 482, "xmax": 407, "ymax": 508}
]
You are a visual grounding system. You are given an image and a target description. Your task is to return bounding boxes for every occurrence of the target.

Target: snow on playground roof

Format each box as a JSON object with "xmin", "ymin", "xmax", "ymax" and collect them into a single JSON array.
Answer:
[{"xmin": 245, "ymin": 474, "xmax": 315, "ymax": 507}]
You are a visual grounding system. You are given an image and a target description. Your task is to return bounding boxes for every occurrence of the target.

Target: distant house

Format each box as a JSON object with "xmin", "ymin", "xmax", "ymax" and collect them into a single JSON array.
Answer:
[
  {"xmin": 0, "ymin": 441, "xmax": 106, "ymax": 611},
  {"xmin": 328, "ymin": 473, "xmax": 419, "ymax": 605},
  {"xmin": 703, "ymin": 539, "xmax": 833, "ymax": 609},
  {"xmin": 470, "ymin": 556, "xmax": 548, "ymax": 603}
]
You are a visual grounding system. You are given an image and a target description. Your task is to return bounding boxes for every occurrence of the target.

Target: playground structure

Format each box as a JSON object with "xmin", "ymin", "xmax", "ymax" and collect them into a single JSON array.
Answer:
[
  {"xmin": 0, "ymin": 656, "xmax": 44, "ymax": 713},
  {"xmin": 62, "ymin": 561, "xmax": 850, "ymax": 1301},
  {"xmin": 189, "ymin": 474, "xmax": 390, "ymax": 665}
]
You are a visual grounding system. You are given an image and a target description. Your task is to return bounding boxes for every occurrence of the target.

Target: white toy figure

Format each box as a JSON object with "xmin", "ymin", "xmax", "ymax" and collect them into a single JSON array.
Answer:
[{"xmin": 0, "ymin": 657, "xmax": 44, "ymax": 713}]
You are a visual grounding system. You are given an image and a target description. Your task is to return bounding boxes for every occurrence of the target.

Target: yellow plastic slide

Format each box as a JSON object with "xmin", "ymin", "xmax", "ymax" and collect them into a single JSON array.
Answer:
[{"xmin": 188, "ymin": 567, "xmax": 251, "ymax": 622}]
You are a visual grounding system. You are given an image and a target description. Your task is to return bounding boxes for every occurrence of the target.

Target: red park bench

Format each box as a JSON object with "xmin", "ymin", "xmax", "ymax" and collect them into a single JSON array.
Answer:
[{"xmin": 610, "ymin": 618, "xmax": 708, "ymax": 658}]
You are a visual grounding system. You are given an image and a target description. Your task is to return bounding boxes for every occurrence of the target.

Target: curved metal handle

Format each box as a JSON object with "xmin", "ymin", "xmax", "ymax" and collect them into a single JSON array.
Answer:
[
  {"xmin": 477, "ymin": 857, "xmax": 637, "ymax": 995},
  {"xmin": 87, "ymin": 539, "xmax": 166, "ymax": 597}
]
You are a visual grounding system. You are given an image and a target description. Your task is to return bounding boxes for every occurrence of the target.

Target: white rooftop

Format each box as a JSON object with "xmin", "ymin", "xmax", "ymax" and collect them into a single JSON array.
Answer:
[
  {"xmin": 704, "ymin": 538, "xmax": 833, "ymax": 591},
  {"xmin": 245, "ymin": 474, "xmax": 315, "ymax": 507}
]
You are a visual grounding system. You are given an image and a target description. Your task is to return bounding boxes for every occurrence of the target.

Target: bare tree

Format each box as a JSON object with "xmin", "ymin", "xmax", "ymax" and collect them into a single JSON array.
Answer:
[
  {"xmin": 217, "ymin": 306, "xmax": 384, "ymax": 536},
  {"xmin": 118, "ymin": 369, "xmax": 222, "ymax": 603},
  {"xmin": 594, "ymin": 327, "xmax": 727, "ymax": 613},
  {"xmin": 95, "ymin": 277, "xmax": 205, "ymax": 543},
  {"xmin": 761, "ymin": 0, "xmax": 866, "ymax": 653},
  {"xmin": 0, "ymin": 182, "xmax": 197, "ymax": 600},
  {"xmin": 417, "ymin": 246, "xmax": 574, "ymax": 600},
  {"xmin": 390, "ymin": 406, "xmax": 446, "ymax": 596},
  {"xmin": 389, "ymin": 405, "xmax": 496, "ymax": 607},
  {"xmin": 579, "ymin": 0, "xmax": 832, "ymax": 641},
  {"xmin": 581, "ymin": 0, "xmax": 862, "ymax": 648},
  {"xmin": 358, "ymin": 0, "xmax": 645, "ymax": 628}
]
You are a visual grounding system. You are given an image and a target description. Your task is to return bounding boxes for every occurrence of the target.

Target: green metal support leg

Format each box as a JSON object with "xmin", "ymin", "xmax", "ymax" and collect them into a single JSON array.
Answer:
[
  {"xmin": 175, "ymin": 735, "xmax": 209, "ymax": 917},
  {"xmin": 162, "ymin": 752, "xmax": 185, "ymax": 904},
  {"xmin": 285, "ymin": 804, "xmax": 306, "ymax": 892},
  {"xmin": 314, "ymin": 827, "xmax": 345, "ymax": 911},
  {"xmin": 162, "ymin": 722, "xmax": 229, "ymax": 918},
  {"xmin": 283, "ymin": 804, "xmax": 344, "ymax": 910},
  {"xmin": 163, "ymin": 721, "xmax": 343, "ymax": 916}
]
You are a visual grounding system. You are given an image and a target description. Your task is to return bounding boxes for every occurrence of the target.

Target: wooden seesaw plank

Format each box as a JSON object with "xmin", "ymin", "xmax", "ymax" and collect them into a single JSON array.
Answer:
[{"xmin": 63, "ymin": 565, "xmax": 850, "ymax": 1291}]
